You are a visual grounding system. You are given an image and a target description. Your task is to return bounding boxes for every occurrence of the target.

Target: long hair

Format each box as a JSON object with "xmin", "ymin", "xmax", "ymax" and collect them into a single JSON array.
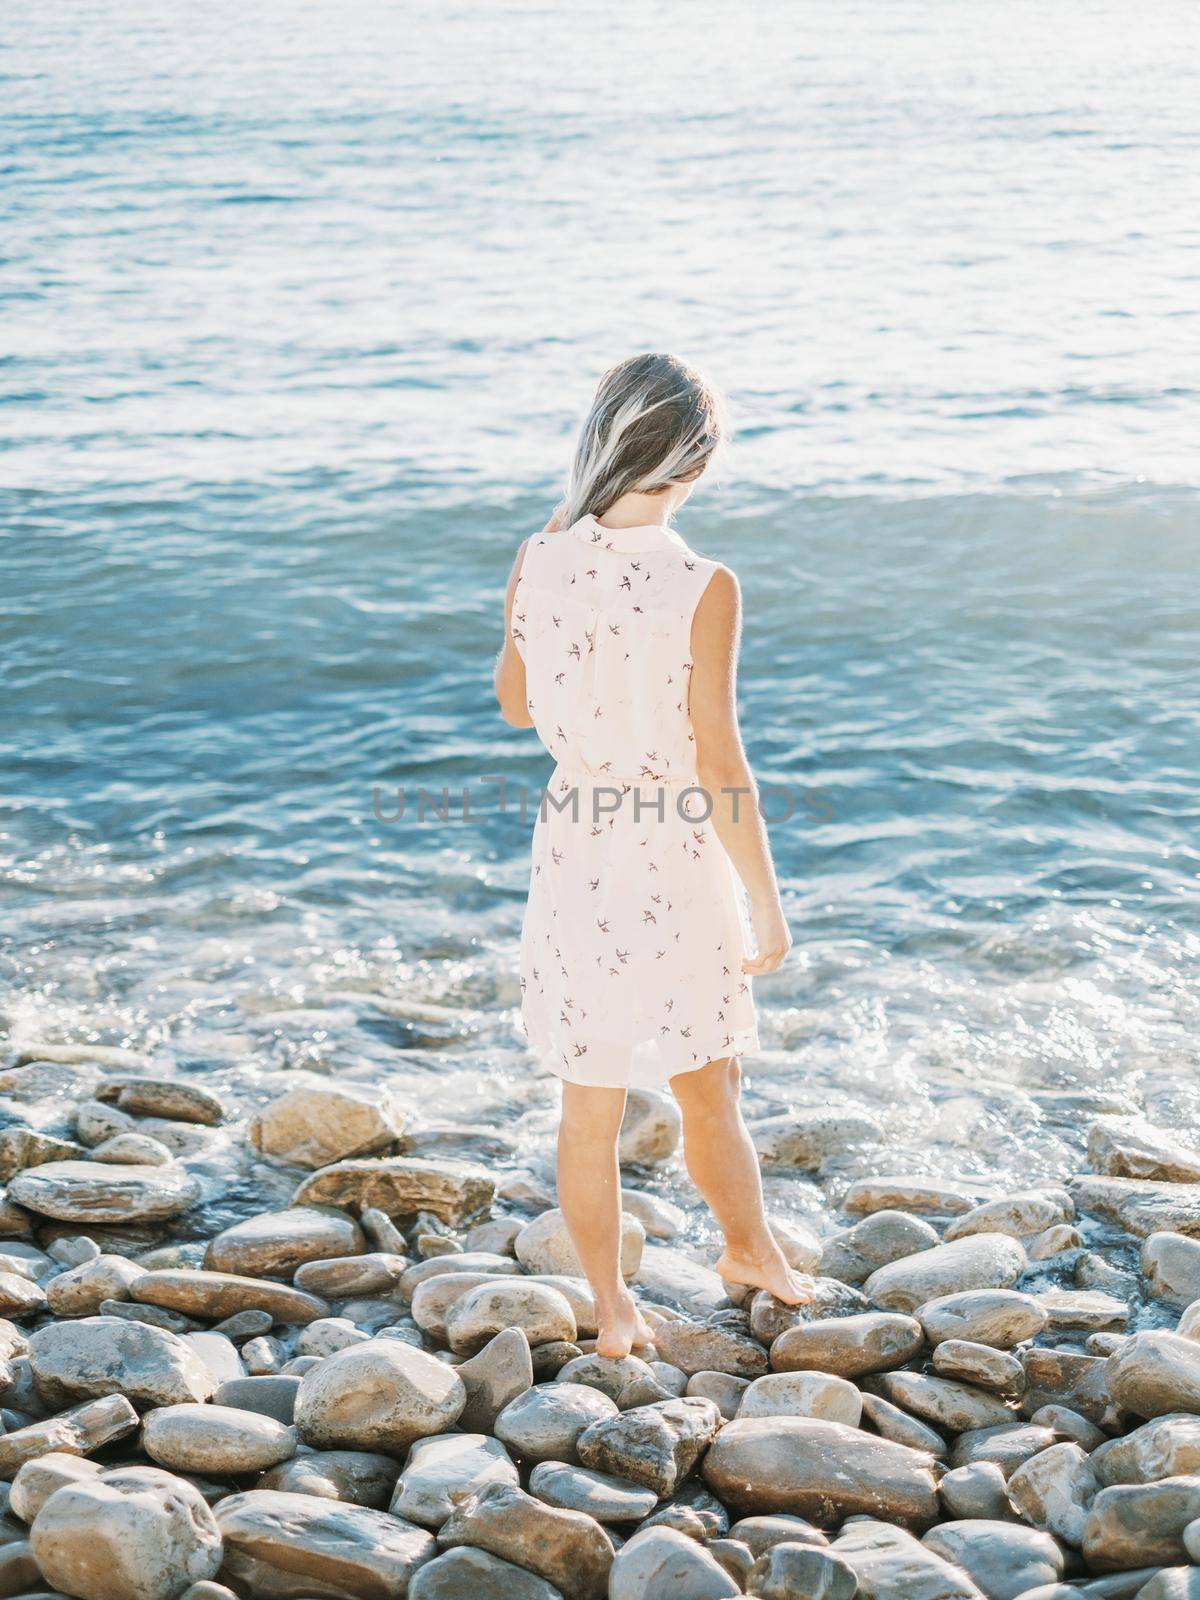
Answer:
[{"xmin": 557, "ymin": 353, "xmax": 725, "ymax": 529}]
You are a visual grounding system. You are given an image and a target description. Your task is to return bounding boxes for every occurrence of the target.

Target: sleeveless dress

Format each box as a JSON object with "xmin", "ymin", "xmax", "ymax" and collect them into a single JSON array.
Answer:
[{"xmin": 513, "ymin": 512, "xmax": 759, "ymax": 1089}]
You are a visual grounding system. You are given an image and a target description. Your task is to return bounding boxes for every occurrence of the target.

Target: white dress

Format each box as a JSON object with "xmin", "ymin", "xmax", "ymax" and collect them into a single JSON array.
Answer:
[{"xmin": 513, "ymin": 512, "xmax": 759, "ymax": 1089}]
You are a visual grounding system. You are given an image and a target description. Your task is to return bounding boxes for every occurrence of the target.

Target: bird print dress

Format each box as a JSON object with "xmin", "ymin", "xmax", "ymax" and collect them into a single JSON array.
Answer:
[{"xmin": 513, "ymin": 512, "xmax": 759, "ymax": 1089}]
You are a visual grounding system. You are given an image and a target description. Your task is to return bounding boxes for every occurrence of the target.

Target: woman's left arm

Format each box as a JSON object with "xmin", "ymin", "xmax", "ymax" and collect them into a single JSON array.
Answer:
[{"xmin": 494, "ymin": 537, "xmax": 533, "ymax": 727}]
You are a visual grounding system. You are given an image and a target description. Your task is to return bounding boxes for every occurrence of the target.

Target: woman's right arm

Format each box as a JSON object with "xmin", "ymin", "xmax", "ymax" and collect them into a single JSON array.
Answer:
[{"xmin": 689, "ymin": 566, "xmax": 792, "ymax": 976}]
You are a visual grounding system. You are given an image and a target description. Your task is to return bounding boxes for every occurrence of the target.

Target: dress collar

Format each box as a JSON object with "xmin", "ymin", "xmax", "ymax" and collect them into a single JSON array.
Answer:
[{"xmin": 571, "ymin": 512, "xmax": 688, "ymax": 554}]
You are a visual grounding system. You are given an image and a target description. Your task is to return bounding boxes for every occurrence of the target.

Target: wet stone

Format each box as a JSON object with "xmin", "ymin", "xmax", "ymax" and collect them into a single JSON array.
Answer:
[
  {"xmin": 608, "ymin": 1526, "xmax": 739, "ymax": 1600},
  {"xmin": 391, "ymin": 1432, "xmax": 518, "ymax": 1529},
  {"xmin": 843, "ymin": 1177, "xmax": 979, "ymax": 1216},
  {"xmin": 7, "ymin": 1161, "xmax": 199, "ymax": 1224},
  {"xmin": 922, "ymin": 1519, "xmax": 1065, "ymax": 1600},
  {"xmin": 949, "ymin": 1422, "xmax": 1058, "ymax": 1477},
  {"xmin": 865, "ymin": 1233, "xmax": 1028, "ymax": 1313},
  {"xmin": 205, "ymin": 1206, "xmax": 365, "ymax": 1279},
  {"xmin": 746, "ymin": 1542, "xmax": 859, "ymax": 1600},
  {"xmin": 686, "ymin": 1370, "xmax": 750, "ymax": 1420},
  {"xmin": 1093, "ymin": 1414, "xmax": 1200, "ymax": 1486},
  {"xmin": 248, "ymin": 1083, "xmax": 404, "ymax": 1170},
  {"xmin": 439, "ymin": 1480, "xmax": 613, "ymax": 1600},
  {"xmin": 259, "ymin": 1449, "xmax": 400, "ymax": 1509},
  {"xmin": 96, "ymin": 1076, "xmax": 225, "ymax": 1125},
  {"xmin": 293, "ymin": 1252, "xmax": 407, "ymax": 1298},
  {"xmin": 1082, "ymin": 1478, "xmax": 1200, "ymax": 1570},
  {"xmin": 528, "ymin": 1460, "xmax": 658, "ymax": 1523},
  {"xmin": 653, "ymin": 1318, "xmax": 769, "ymax": 1378},
  {"xmin": 213, "ymin": 1374, "xmax": 300, "ymax": 1425},
  {"xmin": 132, "ymin": 1270, "xmax": 329, "ymax": 1326},
  {"xmin": 729, "ymin": 1515, "xmax": 830, "ymax": 1559},
  {"xmin": 142, "ymin": 1402, "xmax": 298, "ymax": 1475},
  {"xmin": 409, "ymin": 1546, "xmax": 566, "ymax": 1600},
  {"xmin": 1107, "ymin": 1332, "xmax": 1200, "ymax": 1419},
  {"xmin": 292, "ymin": 1154, "xmax": 495, "ymax": 1227},
  {"xmin": 446, "ymin": 1280, "xmax": 576, "ymax": 1354},
  {"xmin": 494, "ymin": 1381, "xmax": 618, "ymax": 1466},
  {"xmin": 771, "ymin": 1311, "xmax": 923, "ymax": 1377},
  {"xmin": 938, "ymin": 1461, "xmax": 1011, "ymax": 1520},
  {"xmin": 860, "ymin": 1391, "xmax": 949, "ymax": 1456},
  {"xmin": 944, "ymin": 1191, "xmax": 1073, "ymax": 1243},
  {"xmin": 918, "ymin": 1288, "xmax": 1050, "ymax": 1349},
  {"xmin": 577, "ymin": 1396, "xmax": 722, "ymax": 1497},
  {"xmin": 875, "ymin": 1371, "xmax": 1017, "ymax": 1433},
  {"xmin": 1007, "ymin": 1440, "xmax": 1099, "ymax": 1546},
  {"xmin": 618, "ymin": 1089, "xmax": 682, "ymax": 1169},
  {"xmin": 821, "ymin": 1209, "xmax": 941, "ymax": 1285},
  {"xmin": 931, "ymin": 1339, "xmax": 1026, "ymax": 1395},
  {"xmin": 833, "ymin": 1520, "xmax": 987, "ymax": 1599},
  {"xmin": 737, "ymin": 1370, "xmax": 863, "ymax": 1426},
  {"xmin": 457, "ymin": 1326, "xmax": 534, "ymax": 1432},
  {"xmin": 294, "ymin": 1336, "xmax": 466, "ymax": 1451},
  {"xmin": 28, "ymin": 1318, "xmax": 218, "ymax": 1409}
]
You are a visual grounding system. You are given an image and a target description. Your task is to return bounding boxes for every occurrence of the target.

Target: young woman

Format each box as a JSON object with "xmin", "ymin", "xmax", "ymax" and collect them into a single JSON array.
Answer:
[{"xmin": 494, "ymin": 353, "xmax": 814, "ymax": 1357}]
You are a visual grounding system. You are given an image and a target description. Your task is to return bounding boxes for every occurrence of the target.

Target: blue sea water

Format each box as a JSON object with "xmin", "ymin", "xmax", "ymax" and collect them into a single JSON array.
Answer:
[{"xmin": 1, "ymin": 1, "xmax": 1198, "ymax": 1228}]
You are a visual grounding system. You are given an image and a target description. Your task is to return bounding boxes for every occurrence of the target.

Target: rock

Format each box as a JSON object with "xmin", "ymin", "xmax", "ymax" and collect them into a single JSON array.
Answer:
[
  {"xmin": 1022, "ymin": 1348, "xmax": 1112, "ymax": 1424},
  {"xmin": 737, "ymin": 1371, "xmax": 862, "ymax": 1426},
  {"xmin": 409, "ymin": 1272, "xmax": 508, "ymax": 1342},
  {"xmin": 944, "ymin": 1193, "xmax": 1072, "ymax": 1242},
  {"xmin": 0, "ymin": 1059, "xmax": 104, "ymax": 1100},
  {"xmin": 950, "ymin": 1423, "xmax": 1057, "ymax": 1477},
  {"xmin": 768, "ymin": 1217, "xmax": 824, "ymax": 1272},
  {"xmin": 1133, "ymin": 1572, "xmax": 1200, "ymax": 1600},
  {"xmin": 439, "ymin": 1480, "xmax": 612, "ymax": 1600},
  {"xmin": 446, "ymin": 1281, "xmax": 576, "ymax": 1354},
  {"xmin": 922, "ymin": 1520, "xmax": 1064, "ymax": 1600},
  {"xmin": 821, "ymin": 1210, "xmax": 941, "ymax": 1285},
  {"xmin": 609, "ymin": 1526, "xmax": 739, "ymax": 1598},
  {"xmin": 707, "ymin": 1539, "xmax": 756, "ymax": 1590},
  {"xmin": 932, "ymin": 1340, "xmax": 1025, "ymax": 1396},
  {"xmin": 1082, "ymin": 1478, "xmax": 1200, "ymax": 1570},
  {"xmin": 832, "ymin": 1520, "xmax": 987, "ymax": 1599},
  {"xmin": 652, "ymin": 1319, "xmax": 769, "ymax": 1378},
  {"xmin": 1070, "ymin": 1177, "xmax": 1200, "ymax": 1240},
  {"xmin": 749, "ymin": 1278, "xmax": 870, "ymax": 1344},
  {"xmin": 30, "ymin": 1466, "xmax": 222, "ymax": 1600},
  {"xmin": 843, "ymin": 1178, "xmax": 980, "ymax": 1217},
  {"xmin": 686, "ymin": 1370, "xmax": 750, "ymax": 1420},
  {"xmin": 214, "ymin": 1374, "xmax": 300, "ymax": 1424},
  {"xmin": 865, "ymin": 1234, "xmax": 1027, "ymax": 1313},
  {"xmin": 1029, "ymin": 1405, "xmax": 1107, "ymax": 1450},
  {"xmin": 455, "ymin": 1327, "xmax": 533, "ymax": 1432},
  {"xmin": 399, "ymin": 1251, "xmax": 521, "ymax": 1300},
  {"xmin": 1144, "ymin": 1235, "xmax": 1200, "ymax": 1310},
  {"xmin": 1038, "ymin": 1289, "xmax": 1130, "ymax": 1332},
  {"xmin": 1007, "ymin": 1441, "xmax": 1099, "ymax": 1545},
  {"xmin": 577, "ymin": 1396, "xmax": 721, "ymax": 1497},
  {"xmin": 729, "ymin": 1516, "xmax": 830, "ymax": 1558},
  {"xmin": 494, "ymin": 1382, "xmax": 618, "ymax": 1465},
  {"xmin": 91, "ymin": 1133, "xmax": 175, "ymax": 1166},
  {"xmin": 529, "ymin": 1460, "xmax": 658, "ymax": 1523},
  {"xmin": 215, "ymin": 1488, "xmax": 436, "ymax": 1599},
  {"xmin": 7, "ymin": 1161, "xmax": 199, "ymax": 1224},
  {"xmin": 750, "ymin": 1108, "xmax": 883, "ymax": 1169},
  {"xmin": 632, "ymin": 1244, "xmax": 727, "ymax": 1316},
  {"xmin": 463, "ymin": 1217, "xmax": 523, "ymax": 1255},
  {"xmin": 1093, "ymin": 1415, "xmax": 1200, "ymax": 1486},
  {"xmin": 938, "ymin": 1462, "xmax": 1010, "ymax": 1520},
  {"xmin": 409, "ymin": 1547, "xmax": 566, "ymax": 1600},
  {"xmin": 1108, "ymin": 1333, "xmax": 1200, "ymax": 1418},
  {"xmin": 45, "ymin": 1254, "xmax": 146, "ymax": 1317},
  {"xmin": 12, "ymin": 1041, "xmax": 145, "ymax": 1069},
  {"xmin": 703, "ymin": 1417, "xmax": 940, "ymax": 1524},
  {"xmin": 205, "ymin": 1207, "xmax": 364, "ymax": 1278},
  {"xmin": 294, "ymin": 1253, "xmax": 408, "ymax": 1298},
  {"xmin": 771, "ymin": 1311, "xmax": 923, "ymax": 1377},
  {"xmin": 1028, "ymin": 1224, "xmax": 1084, "ymax": 1259},
  {"xmin": 96, "ymin": 1077, "xmax": 225, "ymax": 1125},
  {"xmin": 28, "ymin": 1318, "xmax": 218, "ymax": 1409},
  {"xmin": 618, "ymin": 1090, "xmax": 681, "ymax": 1168},
  {"xmin": 9, "ymin": 1453, "xmax": 103, "ymax": 1521},
  {"xmin": 0, "ymin": 1394, "xmax": 138, "ymax": 1479},
  {"xmin": 248, "ymin": 1084, "xmax": 404, "ymax": 1169},
  {"xmin": 292, "ymin": 1155, "xmax": 494, "ymax": 1227},
  {"xmin": 132, "ymin": 1270, "xmax": 328, "ymax": 1326},
  {"xmin": 746, "ymin": 1542, "xmax": 858, "ymax": 1600},
  {"xmin": 514, "ymin": 1208, "xmax": 644, "ymax": 1280},
  {"xmin": 1087, "ymin": 1117, "xmax": 1200, "ymax": 1184},
  {"xmin": 391, "ymin": 1432, "xmax": 518, "ymax": 1529},
  {"xmin": 294, "ymin": 1336, "xmax": 465, "ymax": 1451},
  {"xmin": 0, "ymin": 1127, "xmax": 86, "ymax": 1181},
  {"xmin": 142, "ymin": 1403, "xmax": 298, "ymax": 1475},
  {"xmin": 258, "ymin": 1449, "xmax": 400, "ymax": 1508},
  {"xmin": 876, "ymin": 1371, "xmax": 1016, "ymax": 1433},
  {"xmin": 556, "ymin": 1352, "xmax": 658, "ymax": 1404},
  {"xmin": 918, "ymin": 1290, "xmax": 1049, "ymax": 1349},
  {"xmin": 861, "ymin": 1392, "xmax": 949, "ymax": 1456},
  {"xmin": 1182, "ymin": 1302, "xmax": 1200, "ymax": 1340},
  {"xmin": 0, "ymin": 1272, "xmax": 45, "ymax": 1317}
]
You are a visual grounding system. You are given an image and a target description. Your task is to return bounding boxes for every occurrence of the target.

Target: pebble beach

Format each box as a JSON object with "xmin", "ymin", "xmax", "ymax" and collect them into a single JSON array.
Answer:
[{"xmin": 0, "ymin": 1048, "xmax": 1198, "ymax": 1598}]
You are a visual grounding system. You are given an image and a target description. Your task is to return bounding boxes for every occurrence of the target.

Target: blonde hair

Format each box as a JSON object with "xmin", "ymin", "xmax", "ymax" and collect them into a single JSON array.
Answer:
[{"xmin": 558, "ymin": 353, "xmax": 725, "ymax": 529}]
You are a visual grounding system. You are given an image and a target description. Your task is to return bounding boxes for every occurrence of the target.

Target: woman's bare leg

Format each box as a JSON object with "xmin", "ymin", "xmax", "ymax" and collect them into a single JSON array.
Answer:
[
  {"xmin": 670, "ymin": 1057, "xmax": 815, "ymax": 1304},
  {"xmin": 557, "ymin": 1081, "xmax": 654, "ymax": 1357}
]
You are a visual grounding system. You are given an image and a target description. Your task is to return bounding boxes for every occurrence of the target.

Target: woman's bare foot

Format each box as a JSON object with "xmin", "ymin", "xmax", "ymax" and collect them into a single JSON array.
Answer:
[
  {"xmin": 594, "ymin": 1292, "xmax": 655, "ymax": 1358},
  {"xmin": 716, "ymin": 1246, "xmax": 817, "ymax": 1307}
]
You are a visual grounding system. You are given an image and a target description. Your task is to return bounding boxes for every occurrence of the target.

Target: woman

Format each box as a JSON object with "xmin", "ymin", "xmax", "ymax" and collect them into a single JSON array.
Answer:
[{"xmin": 494, "ymin": 353, "xmax": 813, "ymax": 1358}]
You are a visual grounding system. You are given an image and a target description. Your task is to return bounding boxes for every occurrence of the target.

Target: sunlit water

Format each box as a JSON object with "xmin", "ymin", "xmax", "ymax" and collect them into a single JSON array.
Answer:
[{"xmin": 2, "ymin": 0, "xmax": 1198, "ymax": 1241}]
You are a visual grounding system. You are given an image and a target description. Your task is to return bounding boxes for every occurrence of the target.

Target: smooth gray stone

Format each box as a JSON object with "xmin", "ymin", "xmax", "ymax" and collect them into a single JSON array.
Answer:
[
  {"xmin": 922, "ymin": 1519, "xmax": 1064, "ymax": 1600},
  {"xmin": 608, "ymin": 1527, "xmax": 739, "ymax": 1599},
  {"xmin": 213, "ymin": 1375, "xmax": 300, "ymax": 1424},
  {"xmin": 391, "ymin": 1433, "xmax": 518, "ymax": 1530},
  {"xmin": 409, "ymin": 1547, "xmax": 565, "ymax": 1600},
  {"xmin": 747, "ymin": 1542, "xmax": 858, "ymax": 1600},
  {"xmin": 729, "ymin": 1516, "xmax": 829, "ymax": 1559},
  {"xmin": 528, "ymin": 1461, "xmax": 657, "ymax": 1523},
  {"xmin": 938, "ymin": 1462, "xmax": 1012, "ymax": 1520},
  {"xmin": 833, "ymin": 1521, "xmax": 987, "ymax": 1600},
  {"xmin": 494, "ymin": 1382, "xmax": 617, "ymax": 1466},
  {"xmin": 1083, "ymin": 1479, "xmax": 1200, "ymax": 1570},
  {"xmin": 258, "ymin": 1450, "xmax": 400, "ymax": 1509}
]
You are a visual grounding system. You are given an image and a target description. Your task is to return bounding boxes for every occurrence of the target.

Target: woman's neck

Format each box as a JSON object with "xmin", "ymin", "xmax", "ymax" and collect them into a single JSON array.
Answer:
[{"xmin": 595, "ymin": 491, "xmax": 678, "ymax": 530}]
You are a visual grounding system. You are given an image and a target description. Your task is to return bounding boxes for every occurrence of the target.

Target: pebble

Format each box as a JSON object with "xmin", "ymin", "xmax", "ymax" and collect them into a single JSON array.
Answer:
[
  {"xmin": 212, "ymin": 1374, "xmax": 300, "ymax": 1423},
  {"xmin": 944, "ymin": 1191, "xmax": 1072, "ymax": 1242},
  {"xmin": 1022, "ymin": 1347, "xmax": 1112, "ymax": 1424},
  {"xmin": 439, "ymin": 1480, "xmax": 613, "ymax": 1600},
  {"xmin": 9, "ymin": 1453, "xmax": 103, "ymax": 1522},
  {"xmin": 0, "ymin": 1128, "xmax": 86, "ymax": 1180},
  {"xmin": 1028, "ymin": 1224, "xmax": 1084, "ymax": 1259},
  {"xmin": 293, "ymin": 1252, "xmax": 408, "ymax": 1298},
  {"xmin": 400, "ymin": 1251, "xmax": 521, "ymax": 1300},
  {"xmin": 258, "ymin": 1449, "xmax": 400, "ymax": 1508},
  {"xmin": 931, "ymin": 1339, "xmax": 1026, "ymax": 1395},
  {"xmin": 620, "ymin": 1189, "xmax": 685, "ymax": 1241},
  {"xmin": 922, "ymin": 1518, "xmax": 1065, "ymax": 1600},
  {"xmin": 609, "ymin": 1525, "xmax": 740, "ymax": 1598},
  {"xmin": 1107, "ymin": 1331, "xmax": 1200, "ymax": 1419},
  {"xmin": 494, "ymin": 1381, "xmax": 618, "ymax": 1465},
  {"xmin": 205, "ymin": 1206, "xmax": 365, "ymax": 1278},
  {"xmin": 832, "ymin": 1519, "xmax": 988, "ymax": 1599},
  {"xmin": 729, "ymin": 1515, "xmax": 829, "ymax": 1556},
  {"xmin": 950, "ymin": 1423, "xmax": 1058, "ymax": 1477},
  {"xmin": 1093, "ymin": 1414, "xmax": 1200, "ymax": 1486},
  {"xmin": 0, "ymin": 1395, "xmax": 139, "ymax": 1477},
  {"xmin": 294, "ymin": 1336, "xmax": 466, "ymax": 1451},
  {"xmin": 0, "ymin": 1273, "xmax": 46, "ymax": 1318},
  {"xmin": 703, "ymin": 1416, "xmax": 940, "ymax": 1523},
  {"xmin": 918, "ymin": 1288, "xmax": 1050, "ymax": 1349},
  {"xmin": 577, "ymin": 1396, "xmax": 722, "ymax": 1497},
  {"xmin": 516, "ymin": 1208, "xmax": 645, "ymax": 1281},
  {"xmin": 215, "ymin": 1488, "xmax": 436, "ymax": 1598},
  {"xmin": 247, "ymin": 1083, "xmax": 404, "ymax": 1169},
  {"xmin": 446, "ymin": 1280, "xmax": 577, "ymax": 1354},
  {"xmin": 821, "ymin": 1209, "xmax": 940, "ymax": 1284},
  {"xmin": 771, "ymin": 1311, "xmax": 923, "ymax": 1377},
  {"xmin": 1030, "ymin": 1404, "xmax": 1107, "ymax": 1450},
  {"xmin": 1070, "ymin": 1176, "xmax": 1200, "ymax": 1240},
  {"xmin": 95, "ymin": 1077, "xmax": 225, "ymax": 1126},
  {"xmin": 1143, "ymin": 1233, "xmax": 1200, "ymax": 1309},
  {"xmin": 860, "ymin": 1390, "xmax": 949, "ymax": 1455},
  {"xmin": 29, "ymin": 1465, "xmax": 223, "ymax": 1600},
  {"xmin": 1038, "ymin": 1288, "xmax": 1130, "ymax": 1331},
  {"xmin": 1086, "ymin": 1115, "xmax": 1200, "ymax": 1184},
  {"xmin": 617, "ymin": 1089, "xmax": 681, "ymax": 1169},
  {"xmin": 1082, "ymin": 1478, "xmax": 1200, "ymax": 1569},
  {"xmin": 28, "ymin": 1318, "xmax": 218, "ymax": 1408},
  {"xmin": 875, "ymin": 1371, "xmax": 1017, "ymax": 1432},
  {"xmin": 132, "ymin": 1269, "xmax": 329, "ymax": 1326},
  {"xmin": 746, "ymin": 1542, "xmax": 858, "ymax": 1600},
  {"xmin": 1135, "ymin": 1572, "xmax": 1200, "ymax": 1600},
  {"xmin": 865, "ymin": 1233, "xmax": 1028, "ymax": 1313},
  {"xmin": 750, "ymin": 1108, "xmax": 883, "ymax": 1170},
  {"xmin": 555, "ymin": 1351, "xmax": 657, "ymax": 1403},
  {"xmin": 391, "ymin": 1431, "xmax": 518, "ymax": 1529},
  {"xmin": 44, "ymin": 1255, "xmax": 146, "ymax": 1318},
  {"xmin": 7, "ymin": 1161, "xmax": 200, "ymax": 1224},
  {"xmin": 409, "ymin": 1546, "xmax": 567, "ymax": 1600},
  {"xmin": 843, "ymin": 1176, "xmax": 980, "ymax": 1216},
  {"xmin": 292, "ymin": 1154, "xmax": 495, "ymax": 1227},
  {"xmin": 90, "ymin": 1133, "xmax": 175, "ymax": 1166},
  {"xmin": 409, "ymin": 1271, "xmax": 508, "ymax": 1342},
  {"xmin": 528, "ymin": 1460, "xmax": 658, "ymax": 1522},
  {"xmin": 736, "ymin": 1371, "xmax": 862, "ymax": 1426},
  {"xmin": 1007, "ymin": 1438, "xmax": 1098, "ymax": 1546},
  {"xmin": 938, "ymin": 1461, "xmax": 1012, "ymax": 1520},
  {"xmin": 632, "ymin": 1244, "xmax": 727, "ymax": 1316},
  {"xmin": 653, "ymin": 1318, "xmax": 770, "ymax": 1378},
  {"xmin": 463, "ymin": 1217, "xmax": 524, "ymax": 1255},
  {"xmin": 750, "ymin": 1278, "xmax": 869, "ymax": 1345},
  {"xmin": 686, "ymin": 1370, "xmax": 750, "ymax": 1420},
  {"xmin": 142, "ymin": 1402, "xmax": 298, "ymax": 1474}
]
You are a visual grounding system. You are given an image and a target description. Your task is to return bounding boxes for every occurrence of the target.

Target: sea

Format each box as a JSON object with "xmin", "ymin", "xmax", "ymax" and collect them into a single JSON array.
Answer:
[{"xmin": 2, "ymin": 0, "xmax": 1198, "ymax": 1237}]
